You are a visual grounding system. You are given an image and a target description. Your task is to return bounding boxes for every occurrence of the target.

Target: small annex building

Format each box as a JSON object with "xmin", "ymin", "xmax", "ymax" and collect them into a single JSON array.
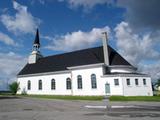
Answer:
[{"xmin": 17, "ymin": 30, "xmax": 153, "ymax": 96}]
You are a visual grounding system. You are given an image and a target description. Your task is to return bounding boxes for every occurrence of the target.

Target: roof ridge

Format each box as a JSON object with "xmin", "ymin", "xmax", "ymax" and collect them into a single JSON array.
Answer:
[{"xmin": 43, "ymin": 46, "xmax": 103, "ymax": 59}]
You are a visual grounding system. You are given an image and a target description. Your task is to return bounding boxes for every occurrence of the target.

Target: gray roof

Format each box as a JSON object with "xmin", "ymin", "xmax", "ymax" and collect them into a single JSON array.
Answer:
[{"xmin": 18, "ymin": 46, "xmax": 132, "ymax": 76}]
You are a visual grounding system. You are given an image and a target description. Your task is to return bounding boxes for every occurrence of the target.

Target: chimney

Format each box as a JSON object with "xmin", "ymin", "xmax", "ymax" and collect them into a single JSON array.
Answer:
[{"xmin": 102, "ymin": 32, "xmax": 109, "ymax": 66}]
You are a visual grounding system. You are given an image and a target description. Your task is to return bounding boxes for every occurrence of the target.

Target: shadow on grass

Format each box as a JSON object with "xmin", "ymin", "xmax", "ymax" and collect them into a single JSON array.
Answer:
[{"xmin": 0, "ymin": 95, "xmax": 21, "ymax": 100}]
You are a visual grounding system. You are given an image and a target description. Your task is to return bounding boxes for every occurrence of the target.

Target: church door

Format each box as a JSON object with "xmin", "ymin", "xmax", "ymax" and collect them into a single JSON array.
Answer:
[{"xmin": 105, "ymin": 83, "xmax": 110, "ymax": 95}]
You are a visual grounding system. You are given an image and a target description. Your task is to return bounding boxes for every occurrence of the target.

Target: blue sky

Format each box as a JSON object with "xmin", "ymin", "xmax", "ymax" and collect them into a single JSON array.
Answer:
[
  {"xmin": 0, "ymin": 0, "xmax": 125, "ymax": 55},
  {"xmin": 0, "ymin": 0, "xmax": 160, "ymax": 88}
]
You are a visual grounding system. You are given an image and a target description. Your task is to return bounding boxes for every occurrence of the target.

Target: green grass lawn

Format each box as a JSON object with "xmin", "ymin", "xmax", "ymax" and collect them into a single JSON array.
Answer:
[
  {"xmin": 1, "ymin": 92, "xmax": 160, "ymax": 102},
  {"xmin": 20, "ymin": 95, "xmax": 104, "ymax": 101},
  {"xmin": 110, "ymin": 96, "xmax": 160, "ymax": 102},
  {"xmin": 0, "ymin": 91, "xmax": 12, "ymax": 95},
  {"xmin": 19, "ymin": 95, "xmax": 160, "ymax": 102}
]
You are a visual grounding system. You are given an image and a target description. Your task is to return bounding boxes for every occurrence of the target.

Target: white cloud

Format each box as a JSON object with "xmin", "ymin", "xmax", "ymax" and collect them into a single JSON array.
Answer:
[
  {"xmin": 114, "ymin": 21, "xmax": 160, "ymax": 80},
  {"xmin": 41, "ymin": 35, "xmax": 53, "ymax": 41},
  {"xmin": 59, "ymin": 0, "xmax": 160, "ymax": 30},
  {"xmin": 0, "ymin": 52, "xmax": 27, "ymax": 86},
  {"xmin": 59, "ymin": 0, "xmax": 111, "ymax": 9},
  {"xmin": 116, "ymin": 0, "xmax": 160, "ymax": 31},
  {"xmin": 0, "ymin": 1, "xmax": 41, "ymax": 35},
  {"xmin": 31, "ymin": 0, "xmax": 45, "ymax": 5},
  {"xmin": 0, "ymin": 32, "xmax": 17, "ymax": 46},
  {"xmin": 139, "ymin": 61, "xmax": 160, "ymax": 81},
  {"xmin": 38, "ymin": 0, "xmax": 45, "ymax": 5},
  {"xmin": 44, "ymin": 21, "xmax": 160, "ymax": 80},
  {"xmin": 45, "ymin": 26, "xmax": 110, "ymax": 51}
]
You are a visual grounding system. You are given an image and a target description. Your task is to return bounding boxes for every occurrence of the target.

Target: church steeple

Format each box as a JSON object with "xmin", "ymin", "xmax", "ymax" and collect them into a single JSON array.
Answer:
[
  {"xmin": 28, "ymin": 29, "xmax": 43, "ymax": 64},
  {"xmin": 33, "ymin": 29, "xmax": 40, "ymax": 51}
]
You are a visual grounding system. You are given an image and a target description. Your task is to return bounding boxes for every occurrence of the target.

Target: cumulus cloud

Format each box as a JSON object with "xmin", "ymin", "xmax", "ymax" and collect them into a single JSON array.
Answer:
[
  {"xmin": 0, "ymin": 32, "xmax": 17, "ymax": 46},
  {"xmin": 44, "ymin": 21, "xmax": 160, "ymax": 80},
  {"xmin": 115, "ymin": 21, "xmax": 160, "ymax": 80},
  {"xmin": 115, "ymin": 22, "xmax": 160, "ymax": 64},
  {"xmin": 113, "ymin": 0, "xmax": 160, "ymax": 80},
  {"xmin": 139, "ymin": 62, "xmax": 160, "ymax": 81},
  {"xmin": 0, "ymin": 1, "xmax": 41, "ymax": 35},
  {"xmin": 58, "ymin": 0, "xmax": 160, "ymax": 30},
  {"xmin": 58, "ymin": 0, "xmax": 112, "ymax": 9},
  {"xmin": 116, "ymin": 0, "xmax": 160, "ymax": 31},
  {"xmin": 0, "ymin": 52, "xmax": 27, "ymax": 89},
  {"xmin": 45, "ymin": 26, "xmax": 110, "ymax": 51}
]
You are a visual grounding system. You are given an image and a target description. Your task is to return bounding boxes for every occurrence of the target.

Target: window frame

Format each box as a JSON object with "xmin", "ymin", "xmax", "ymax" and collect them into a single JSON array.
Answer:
[
  {"xmin": 91, "ymin": 74, "xmax": 97, "ymax": 89},
  {"xmin": 27, "ymin": 80, "xmax": 31, "ymax": 90},
  {"xmin": 135, "ymin": 79, "xmax": 139, "ymax": 86},
  {"xmin": 126, "ymin": 78, "xmax": 130, "ymax": 86},
  {"xmin": 77, "ymin": 75, "xmax": 82, "ymax": 89},
  {"xmin": 143, "ymin": 79, "xmax": 147, "ymax": 85},
  {"xmin": 51, "ymin": 79, "xmax": 56, "ymax": 90},
  {"xmin": 66, "ymin": 78, "xmax": 72, "ymax": 90},
  {"xmin": 38, "ymin": 80, "xmax": 42, "ymax": 90},
  {"xmin": 114, "ymin": 79, "xmax": 119, "ymax": 86}
]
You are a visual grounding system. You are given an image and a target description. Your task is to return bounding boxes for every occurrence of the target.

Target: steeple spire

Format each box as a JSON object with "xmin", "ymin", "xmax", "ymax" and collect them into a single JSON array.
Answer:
[
  {"xmin": 28, "ymin": 29, "xmax": 43, "ymax": 64},
  {"xmin": 34, "ymin": 29, "xmax": 40, "ymax": 46},
  {"xmin": 33, "ymin": 29, "xmax": 40, "ymax": 51}
]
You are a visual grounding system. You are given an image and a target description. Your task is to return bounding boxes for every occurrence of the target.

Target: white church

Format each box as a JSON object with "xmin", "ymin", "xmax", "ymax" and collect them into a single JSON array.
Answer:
[{"xmin": 17, "ymin": 30, "xmax": 153, "ymax": 96}]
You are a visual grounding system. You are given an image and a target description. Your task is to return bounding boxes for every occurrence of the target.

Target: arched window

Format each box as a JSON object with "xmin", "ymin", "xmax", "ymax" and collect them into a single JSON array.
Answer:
[
  {"xmin": 77, "ymin": 75, "xmax": 82, "ymax": 89},
  {"xmin": 27, "ymin": 80, "xmax": 31, "ymax": 90},
  {"xmin": 38, "ymin": 80, "xmax": 42, "ymax": 90},
  {"xmin": 51, "ymin": 79, "xmax": 56, "ymax": 90},
  {"xmin": 91, "ymin": 74, "xmax": 97, "ymax": 89},
  {"xmin": 66, "ymin": 78, "xmax": 71, "ymax": 89}
]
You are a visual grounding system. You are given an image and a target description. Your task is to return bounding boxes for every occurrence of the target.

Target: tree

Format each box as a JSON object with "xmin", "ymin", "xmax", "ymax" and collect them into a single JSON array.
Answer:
[
  {"xmin": 157, "ymin": 79, "xmax": 160, "ymax": 86},
  {"xmin": 154, "ymin": 79, "xmax": 160, "ymax": 92},
  {"xmin": 9, "ymin": 82, "xmax": 20, "ymax": 95}
]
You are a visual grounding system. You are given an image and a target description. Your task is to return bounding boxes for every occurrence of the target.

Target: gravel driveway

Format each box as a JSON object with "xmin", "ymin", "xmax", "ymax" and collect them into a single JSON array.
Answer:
[{"xmin": 0, "ymin": 96, "xmax": 160, "ymax": 120}]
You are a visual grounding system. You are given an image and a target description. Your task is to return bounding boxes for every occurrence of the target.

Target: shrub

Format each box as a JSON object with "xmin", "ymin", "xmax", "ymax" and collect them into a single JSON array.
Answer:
[
  {"xmin": 9, "ymin": 82, "xmax": 20, "ymax": 95},
  {"xmin": 21, "ymin": 88, "xmax": 27, "ymax": 95}
]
